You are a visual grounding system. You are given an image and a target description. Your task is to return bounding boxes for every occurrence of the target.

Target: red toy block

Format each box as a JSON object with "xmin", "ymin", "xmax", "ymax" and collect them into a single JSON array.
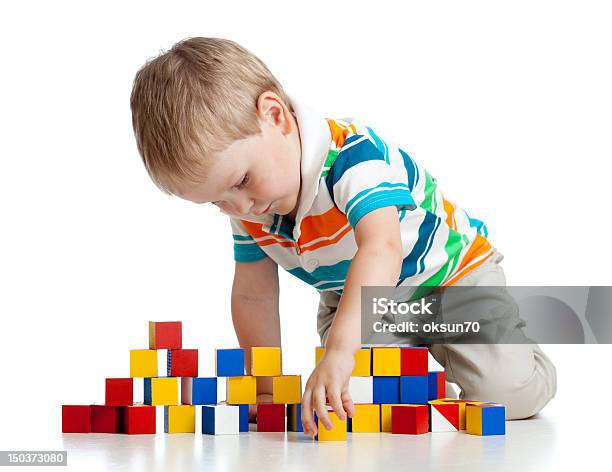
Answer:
[
  {"xmin": 149, "ymin": 321, "xmax": 182, "ymax": 350},
  {"xmin": 91, "ymin": 405, "xmax": 124, "ymax": 433},
  {"xmin": 167, "ymin": 349, "xmax": 198, "ymax": 377},
  {"xmin": 105, "ymin": 378, "xmax": 133, "ymax": 406},
  {"xmin": 62, "ymin": 405, "xmax": 91, "ymax": 433},
  {"xmin": 392, "ymin": 405, "xmax": 429, "ymax": 435},
  {"xmin": 401, "ymin": 347, "xmax": 428, "ymax": 376},
  {"xmin": 257, "ymin": 404, "xmax": 285, "ymax": 432},
  {"xmin": 123, "ymin": 405, "xmax": 156, "ymax": 434}
]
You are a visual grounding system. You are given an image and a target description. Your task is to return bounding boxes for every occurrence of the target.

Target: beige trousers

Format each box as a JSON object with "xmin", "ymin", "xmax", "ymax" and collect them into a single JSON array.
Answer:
[{"xmin": 316, "ymin": 249, "xmax": 557, "ymax": 420}]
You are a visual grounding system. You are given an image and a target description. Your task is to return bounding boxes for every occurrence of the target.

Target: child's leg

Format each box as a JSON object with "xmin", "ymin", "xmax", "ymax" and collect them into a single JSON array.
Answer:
[{"xmin": 428, "ymin": 250, "xmax": 557, "ymax": 420}]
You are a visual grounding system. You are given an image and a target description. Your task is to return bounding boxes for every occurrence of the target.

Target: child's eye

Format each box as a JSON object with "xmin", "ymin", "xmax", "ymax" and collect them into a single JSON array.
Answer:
[{"xmin": 235, "ymin": 174, "xmax": 249, "ymax": 190}]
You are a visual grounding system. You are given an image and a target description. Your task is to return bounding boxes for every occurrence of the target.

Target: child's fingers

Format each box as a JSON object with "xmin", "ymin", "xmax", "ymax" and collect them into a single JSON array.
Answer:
[
  {"xmin": 300, "ymin": 388, "xmax": 316, "ymax": 436},
  {"xmin": 328, "ymin": 386, "xmax": 346, "ymax": 421},
  {"xmin": 313, "ymin": 386, "xmax": 333, "ymax": 431},
  {"xmin": 341, "ymin": 390, "xmax": 355, "ymax": 418}
]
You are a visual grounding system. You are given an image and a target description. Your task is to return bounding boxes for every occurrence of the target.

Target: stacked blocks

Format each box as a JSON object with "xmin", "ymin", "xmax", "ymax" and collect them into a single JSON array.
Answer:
[
  {"xmin": 428, "ymin": 371, "xmax": 446, "ymax": 400},
  {"xmin": 123, "ymin": 405, "xmax": 155, "ymax": 434},
  {"xmin": 392, "ymin": 405, "xmax": 429, "ymax": 435},
  {"xmin": 144, "ymin": 377, "xmax": 178, "ymax": 406},
  {"xmin": 181, "ymin": 377, "xmax": 217, "ymax": 405},
  {"xmin": 348, "ymin": 404, "xmax": 380, "ymax": 433},
  {"xmin": 149, "ymin": 321, "xmax": 182, "ymax": 349},
  {"xmin": 105, "ymin": 378, "xmax": 133, "ymax": 406},
  {"xmin": 466, "ymin": 403, "xmax": 506, "ymax": 436},
  {"xmin": 287, "ymin": 404, "xmax": 303, "ymax": 432},
  {"xmin": 429, "ymin": 401, "xmax": 460, "ymax": 432},
  {"xmin": 62, "ymin": 322, "xmax": 506, "ymax": 438},
  {"xmin": 226, "ymin": 376, "xmax": 257, "ymax": 404},
  {"xmin": 215, "ymin": 348, "xmax": 245, "ymax": 377},
  {"xmin": 164, "ymin": 405, "xmax": 196, "ymax": 433},
  {"xmin": 202, "ymin": 405, "xmax": 240, "ymax": 435},
  {"xmin": 91, "ymin": 405, "xmax": 123, "ymax": 433},
  {"xmin": 167, "ymin": 349, "xmax": 198, "ymax": 377},
  {"xmin": 257, "ymin": 404, "xmax": 285, "ymax": 432},
  {"xmin": 129, "ymin": 350, "xmax": 158, "ymax": 378}
]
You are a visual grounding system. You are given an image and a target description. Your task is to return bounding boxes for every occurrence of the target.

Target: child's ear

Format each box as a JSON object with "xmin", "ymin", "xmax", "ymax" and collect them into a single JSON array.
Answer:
[{"xmin": 256, "ymin": 91, "xmax": 292, "ymax": 134}]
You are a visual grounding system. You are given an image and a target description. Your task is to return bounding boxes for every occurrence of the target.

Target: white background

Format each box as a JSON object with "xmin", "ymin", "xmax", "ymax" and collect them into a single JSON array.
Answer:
[{"xmin": 0, "ymin": 0, "xmax": 611, "ymax": 468}]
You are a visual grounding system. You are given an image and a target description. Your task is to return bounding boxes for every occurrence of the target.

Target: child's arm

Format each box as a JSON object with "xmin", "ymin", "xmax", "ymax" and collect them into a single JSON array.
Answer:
[
  {"xmin": 231, "ymin": 256, "xmax": 281, "ymax": 407},
  {"xmin": 301, "ymin": 206, "xmax": 404, "ymax": 437}
]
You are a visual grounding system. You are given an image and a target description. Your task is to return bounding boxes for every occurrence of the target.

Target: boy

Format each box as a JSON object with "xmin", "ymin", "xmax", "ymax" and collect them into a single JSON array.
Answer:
[{"xmin": 130, "ymin": 37, "xmax": 556, "ymax": 437}]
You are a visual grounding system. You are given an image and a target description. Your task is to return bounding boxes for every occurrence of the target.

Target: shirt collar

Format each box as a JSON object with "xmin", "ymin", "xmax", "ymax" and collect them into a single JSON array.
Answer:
[{"xmin": 288, "ymin": 95, "xmax": 332, "ymax": 241}]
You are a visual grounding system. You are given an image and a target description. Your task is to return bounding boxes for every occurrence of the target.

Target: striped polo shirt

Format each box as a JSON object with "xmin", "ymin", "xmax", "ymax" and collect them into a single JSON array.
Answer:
[{"xmin": 229, "ymin": 98, "xmax": 494, "ymax": 301}]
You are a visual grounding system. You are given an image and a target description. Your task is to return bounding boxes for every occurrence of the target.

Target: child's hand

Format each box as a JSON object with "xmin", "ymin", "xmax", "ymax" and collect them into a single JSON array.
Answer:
[
  {"xmin": 248, "ymin": 393, "xmax": 273, "ymax": 422},
  {"xmin": 301, "ymin": 348, "xmax": 356, "ymax": 437}
]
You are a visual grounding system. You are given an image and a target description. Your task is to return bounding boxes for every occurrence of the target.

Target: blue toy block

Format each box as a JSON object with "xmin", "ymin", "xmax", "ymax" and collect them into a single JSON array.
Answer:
[
  {"xmin": 482, "ymin": 405, "xmax": 506, "ymax": 436},
  {"xmin": 190, "ymin": 377, "xmax": 217, "ymax": 405},
  {"xmin": 373, "ymin": 376, "xmax": 400, "ymax": 404},
  {"xmin": 144, "ymin": 377, "xmax": 152, "ymax": 405},
  {"xmin": 287, "ymin": 403, "xmax": 303, "ymax": 432},
  {"xmin": 215, "ymin": 348, "xmax": 245, "ymax": 377},
  {"xmin": 202, "ymin": 405, "xmax": 240, "ymax": 435},
  {"xmin": 400, "ymin": 375, "xmax": 429, "ymax": 404},
  {"xmin": 428, "ymin": 372, "xmax": 444, "ymax": 400},
  {"xmin": 237, "ymin": 404, "xmax": 249, "ymax": 432}
]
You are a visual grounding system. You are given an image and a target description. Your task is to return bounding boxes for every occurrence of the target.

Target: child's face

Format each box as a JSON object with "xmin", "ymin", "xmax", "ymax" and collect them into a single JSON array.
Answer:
[{"xmin": 175, "ymin": 94, "xmax": 302, "ymax": 219}]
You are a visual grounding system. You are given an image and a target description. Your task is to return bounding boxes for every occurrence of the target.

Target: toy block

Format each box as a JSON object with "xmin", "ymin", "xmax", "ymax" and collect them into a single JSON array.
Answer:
[
  {"xmin": 251, "ymin": 347, "xmax": 281, "ymax": 376},
  {"xmin": 372, "ymin": 347, "xmax": 401, "ymax": 376},
  {"xmin": 62, "ymin": 405, "xmax": 91, "ymax": 433},
  {"xmin": 400, "ymin": 347, "xmax": 428, "ymax": 376},
  {"xmin": 428, "ymin": 371, "xmax": 446, "ymax": 400},
  {"xmin": 130, "ymin": 349, "xmax": 158, "ymax": 378},
  {"xmin": 400, "ymin": 375, "xmax": 429, "ymax": 404},
  {"xmin": 164, "ymin": 405, "xmax": 196, "ymax": 433},
  {"xmin": 348, "ymin": 404, "xmax": 380, "ymax": 433},
  {"xmin": 466, "ymin": 403, "xmax": 506, "ymax": 436},
  {"xmin": 123, "ymin": 405, "xmax": 156, "ymax": 434},
  {"xmin": 391, "ymin": 404, "xmax": 429, "ymax": 435},
  {"xmin": 181, "ymin": 377, "xmax": 217, "ymax": 405},
  {"xmin": 272, "ymin": 375, "xmax": 301, "ymax": 404},
  {"xmin": 316, "ymin": 347, "xmax": 372, "ymax": 376},
  {"xmin": 167, "ymin": 349, "xmax": 198, "ymax": 377},
  {"xmin": 237, "ymin": 404, "xmax": 249, "ymax": 432},
  {"xmin": 226, "ymin": 376, "xmax": 257, "ymax": 404},
  {"xmin": 373, "ymin": 376, "xmax": 400, "ymax": 404},
  {"xmin": 314, "ymin": 409, "xmax": 347, "ymax": 441},
  {"xmin": 429, "ymin": 402, "xmax": 460, "ymax": 432},
  {"xmin": 202, "ymin": 405, "xmax": 240, "ymax": 435},
  {"xmin": 105, "ymin": 378, "xmax": 133, "ymax": 406},
  {"xmin": 149, "ymin": 321, "xmax": 182, "ymax": 349},
  {"xmin": 257, "ymin": 403, "xmax": 286, "ymax": 432},
  {"xmin": 144, "ymin": 377, "xmax": 178, "ymax": 406},
  {"xmin": 91, "ymin": 405, "xmax": 123, "ymax": 433},
  {"xmin": 429, "ymin": 398, "xmax": 485, "ymax": 430},
  {"xmin": 380, "ymin": 404, "xmax": 403, "ymax": 432},
  {"xmin": 348, "ymin": 376, "xmax": 373, "ymax": 404},
  {"xmin": 287, "ymin": 403, "xmax": 303, "ymax": 432},
  {"xmin": 215, "ymin": 348, "xmax": 245, "ymax": 377}
]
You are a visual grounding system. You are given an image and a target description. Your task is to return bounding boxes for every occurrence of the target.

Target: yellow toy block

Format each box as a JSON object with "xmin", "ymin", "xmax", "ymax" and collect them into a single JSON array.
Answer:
[
  {"xmin": 130, "ymin": 349, "xmax": 158, "ymax": 377},
  {"xmin": 316, "ymin": 410, "xmax": 347, "ymax": 441},
  {"xmin": 465, "ymin": 403, "xmax": 506, "ymax": 436},
  {"xmin": 251, "ymin": 347, "xmax": 281, "ymax": 376},
  {"xmin": 350, "ymin": 404, "xmax": 380, "ymax": 432},
  {"xmin": 381, "ymin": 404, "xmax": 403, "ymax": 432},
  {"xmin": 145, "ymin": 377, "xmax": 178, "ymax": 406},
  {"xmin": 315, "ymin": 347, "xmax": 371, "ymax": 376},
  {"xmin": 272, "ymin": 375, "xmax": 301, "ymax": 404},
  {"xmin": 164, "ymin": 405, "xmax": 195, "ymax": 433},
  {"xmin": 429, "ymin": 398, "xmax": 485, "ymax": 430},
  {"xmin": 372, "ymin": 347, "xmax": 401, "ymax": 376},
  {"xmin": 226, "ymin": 376, "xmax": 257, "ymax": 404}
]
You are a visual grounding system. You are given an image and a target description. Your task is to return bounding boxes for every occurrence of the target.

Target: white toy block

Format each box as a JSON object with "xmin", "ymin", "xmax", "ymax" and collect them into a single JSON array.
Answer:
[{"xmin": 348, "ymin": 376, "xmax": 373, "ymax": 404}]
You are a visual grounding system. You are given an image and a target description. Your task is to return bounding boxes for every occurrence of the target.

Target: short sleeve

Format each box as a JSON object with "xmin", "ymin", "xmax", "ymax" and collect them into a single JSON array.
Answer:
[
  {"xmin": 325, "ymin": 134, "xmax": 417, "ymax": 228},
  {"xmin": 230, "ymin": 217, "xmax": 269, "ymax": 263}
]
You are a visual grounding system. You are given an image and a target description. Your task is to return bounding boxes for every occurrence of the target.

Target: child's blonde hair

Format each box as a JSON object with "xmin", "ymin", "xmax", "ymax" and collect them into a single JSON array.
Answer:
[{"xmin": 130, "ymin": 37, "xmax": 290, "ymax": 194}]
